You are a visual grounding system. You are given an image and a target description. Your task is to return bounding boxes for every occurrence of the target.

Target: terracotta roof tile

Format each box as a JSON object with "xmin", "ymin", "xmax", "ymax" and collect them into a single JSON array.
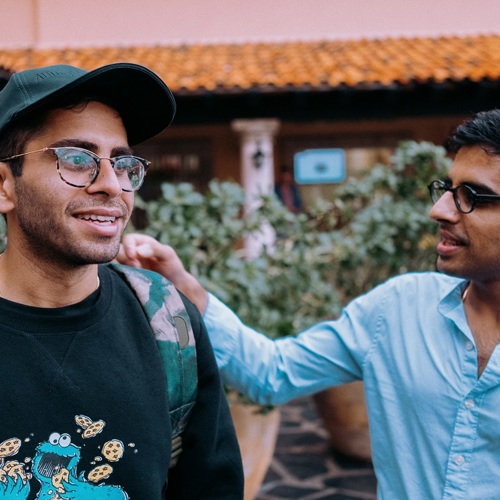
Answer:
[{"xmin": 1, "ymin": 34, "xmax": 499, "ymax": 93}]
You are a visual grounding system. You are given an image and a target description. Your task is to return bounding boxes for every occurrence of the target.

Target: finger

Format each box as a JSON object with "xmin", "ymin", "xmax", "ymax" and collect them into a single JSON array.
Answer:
[
  {"xmin": 121, "ymin": 234, "xmax": 150, "ymax": 260},
  {"xmin": 136, "ymin": 243, "xmax": 154, "ymax": 258},
  {"xmin": 115, "ymin": 242, "xmax": 142, "ymax": 267}
]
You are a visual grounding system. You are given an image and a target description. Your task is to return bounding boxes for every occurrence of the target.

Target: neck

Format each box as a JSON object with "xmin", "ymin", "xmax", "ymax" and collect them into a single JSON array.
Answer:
[
  {"xmin": 0, "ymin": 251, "xmax": 100, "ymax": 307},
  {"xmin": 462, "ymin": 281, "xmax": 500, "ymax": 324},
  {"xmin": 462, "ymin": 280, "xmax": 500, "ymax": 376}
]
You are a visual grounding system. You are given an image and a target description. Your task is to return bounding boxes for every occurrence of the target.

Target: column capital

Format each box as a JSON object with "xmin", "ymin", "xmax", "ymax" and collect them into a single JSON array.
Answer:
[{"xmin": 231, "ymin": 119, "xmax": 281, "ymax": 139}]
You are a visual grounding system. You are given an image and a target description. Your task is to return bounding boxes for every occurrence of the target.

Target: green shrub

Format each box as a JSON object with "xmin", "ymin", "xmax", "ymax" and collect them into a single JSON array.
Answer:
[
  {"xmin": 135, "ymin": 140, "xmax": 451, "ymax": 337},
  {"xmin": 326, "ymin": 140, "xmax": 452, "ymax": 301},
  {"xmin": 136, "ymin": 181, "xmax": 339, "ymax": 337}
]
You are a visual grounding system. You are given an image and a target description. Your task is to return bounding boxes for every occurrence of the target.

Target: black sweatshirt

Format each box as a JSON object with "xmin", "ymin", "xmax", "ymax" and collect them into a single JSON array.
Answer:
[{"xmin": 0, "ymin": 265, "xmax": 243, "ymax": 499}]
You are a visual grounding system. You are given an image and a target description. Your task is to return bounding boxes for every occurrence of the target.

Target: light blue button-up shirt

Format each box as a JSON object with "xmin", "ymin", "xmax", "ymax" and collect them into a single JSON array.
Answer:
[{"xmin": 203, "ymin": 272, "xmax": 500, "ymax": 499}]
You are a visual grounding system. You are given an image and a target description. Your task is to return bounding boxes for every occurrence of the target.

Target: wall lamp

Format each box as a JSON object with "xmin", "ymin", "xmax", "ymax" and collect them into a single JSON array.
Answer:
[{"xmin": 252, "ymin": 146, "xmax": 265, "ymax": 169}]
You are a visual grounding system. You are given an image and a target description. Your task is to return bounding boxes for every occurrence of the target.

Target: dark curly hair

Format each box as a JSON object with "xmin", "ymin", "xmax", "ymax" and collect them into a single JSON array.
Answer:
[{"xmin": 446, "ymin": 109, "xmax": 500, "ymax": 155}]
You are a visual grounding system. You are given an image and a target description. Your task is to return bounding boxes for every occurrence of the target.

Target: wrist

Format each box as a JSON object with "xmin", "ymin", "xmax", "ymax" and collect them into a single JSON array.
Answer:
[{"xmin": 176, "ymin": 273, "xmax": 208, "ymax": 314}]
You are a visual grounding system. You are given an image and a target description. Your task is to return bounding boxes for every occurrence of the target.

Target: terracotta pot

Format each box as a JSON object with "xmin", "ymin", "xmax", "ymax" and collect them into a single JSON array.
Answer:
[
  {"xmin": 312, "ymin": 381, "xmax": 371, "ymax": 461},
  {"xmin": 230, "ymin": 402, "xmax": 281, "ymax": 500}
]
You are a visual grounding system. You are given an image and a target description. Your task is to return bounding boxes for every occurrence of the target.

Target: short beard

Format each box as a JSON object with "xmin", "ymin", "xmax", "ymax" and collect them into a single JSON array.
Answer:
[{"xmin": 14, "ymin": 180, "xmax": 127, "ymax": 267}]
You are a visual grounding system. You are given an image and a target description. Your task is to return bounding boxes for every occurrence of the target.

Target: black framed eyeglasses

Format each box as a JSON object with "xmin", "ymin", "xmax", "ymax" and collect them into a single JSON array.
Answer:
[
  {"xmin": 0, "ymin": 146, "xmax": 150, "ymax": 192},
  {"xmin": 428, "ymin": 179, "xmax": 500, "ymax": 214}
]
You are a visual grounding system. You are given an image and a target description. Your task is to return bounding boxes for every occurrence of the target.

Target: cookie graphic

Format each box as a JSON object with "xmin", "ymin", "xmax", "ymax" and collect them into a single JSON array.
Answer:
[
  {"xmin": 3, "ymin": 460, "xmax": 20, "ymax": 472},
  {"xmin": 0, "ymin": 438, "xmax": 21, "ymax": 458},
  {"xmin": 102, "ymin": 440, "xmax": 124, "ymax": 462},
  {"xmin": 75, "ymin": 415, "xmax": 93, "ymax": 429},
  {"xmin": 82, "ymin": 420, "xmax": 105, "ymax": 439},
  {"xmin": 3, "ymin": 461, "xmax": 29, "ymax": 484},
  {"xmin": 87, "ymin": 464, "xmax": 113, "ymax": 483},
  {"xmin": 52, "ymin": 467, "xmax": 69, "ymax": 493}
]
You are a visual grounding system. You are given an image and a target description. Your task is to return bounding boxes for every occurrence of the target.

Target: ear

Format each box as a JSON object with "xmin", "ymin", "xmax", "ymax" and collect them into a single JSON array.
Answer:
[{"xmin": 0, "ymin": 162, "xmax": 16, "ymax": 214}]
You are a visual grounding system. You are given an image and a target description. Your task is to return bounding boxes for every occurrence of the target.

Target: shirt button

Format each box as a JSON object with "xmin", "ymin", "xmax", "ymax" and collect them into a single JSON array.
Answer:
[
  {"xmin": 454, "ymin": 454, "xmax": 465, "ymax": 466},
  {"xmin": 465, "ymin": 341, "xmax": 474, "ymax": 351},
  {"xmin": 464, "ymin": 399, "xmax": 475, "ymax": 409}
]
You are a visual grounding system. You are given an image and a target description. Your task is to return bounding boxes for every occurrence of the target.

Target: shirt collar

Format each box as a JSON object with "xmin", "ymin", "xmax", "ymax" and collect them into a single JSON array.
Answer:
[{"xmin": 438, "ymin": 277, "xmax": 471, "ymax": 339}]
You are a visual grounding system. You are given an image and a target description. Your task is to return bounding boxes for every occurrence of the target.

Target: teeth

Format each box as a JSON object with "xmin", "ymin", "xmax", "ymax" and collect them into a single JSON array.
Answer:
[{"xmin": 77, "ymin": 214, "xmax": 116, "ymax": 223}]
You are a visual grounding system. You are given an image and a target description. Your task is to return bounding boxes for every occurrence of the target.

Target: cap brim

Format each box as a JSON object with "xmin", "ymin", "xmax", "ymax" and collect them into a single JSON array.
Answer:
[{"xmin": 18, "ymin": 63, "xmax": 176, "ymax": 146}]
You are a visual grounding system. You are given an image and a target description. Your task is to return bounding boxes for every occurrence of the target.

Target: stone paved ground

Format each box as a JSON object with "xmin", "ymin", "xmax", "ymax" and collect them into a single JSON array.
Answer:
[{"xmin": 255, "ymin": 397, "xmax": 377, "ymax": 500}]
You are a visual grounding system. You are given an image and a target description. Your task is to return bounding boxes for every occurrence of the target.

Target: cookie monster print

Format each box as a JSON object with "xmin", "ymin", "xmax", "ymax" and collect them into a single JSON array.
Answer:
[
  {"xmin": 31, "ymin": 432, "xmax": 128, "ymax": 499},
  {"xmin": 0, "ymin": 417, "xmax": 129, "ymax": 500}
]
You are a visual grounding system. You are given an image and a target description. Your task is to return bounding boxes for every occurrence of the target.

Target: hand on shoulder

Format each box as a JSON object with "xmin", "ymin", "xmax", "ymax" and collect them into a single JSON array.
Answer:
[{"xmin": 117, "ymin": 233, "xmax": 208, "ymax": 313}]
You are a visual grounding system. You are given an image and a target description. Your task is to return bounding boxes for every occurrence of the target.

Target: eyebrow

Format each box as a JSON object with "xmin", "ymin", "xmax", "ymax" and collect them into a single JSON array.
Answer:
[
  {"xmin": 444, "ymin": 175, "xmax": 499, "ymax": 195},
  {"xmin": 49, "ymin": 139, "xmax": 134, "ymax": 157}
]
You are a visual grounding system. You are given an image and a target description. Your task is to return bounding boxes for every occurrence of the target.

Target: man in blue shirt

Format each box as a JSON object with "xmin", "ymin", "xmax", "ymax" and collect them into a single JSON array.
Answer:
[{"xmin": 119, "ymin": 109, "xmax": 500, "ymax": 499}]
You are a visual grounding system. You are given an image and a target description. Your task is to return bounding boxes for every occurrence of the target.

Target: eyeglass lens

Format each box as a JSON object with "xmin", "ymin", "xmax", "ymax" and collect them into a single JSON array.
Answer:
[
  {"xmin": 429, "ymin": 181, "xmax": 475, "ymax": 213},
  {"xmin": 55, "ymin": 148, "xmax": 145, "ymax": 191},
  {"xmin": 455, "ymin": 186, "xmax": 475, "ymax": 212}
]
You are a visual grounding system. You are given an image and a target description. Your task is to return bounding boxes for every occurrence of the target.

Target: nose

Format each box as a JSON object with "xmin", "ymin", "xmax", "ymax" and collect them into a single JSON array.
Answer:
[
  {"xmin": 429, "ymin": 191, "xmax": 460, "ymax": 222},
  {"xmin": 86, "ymin": 159, "xmax": 123, "ymax": 197}
]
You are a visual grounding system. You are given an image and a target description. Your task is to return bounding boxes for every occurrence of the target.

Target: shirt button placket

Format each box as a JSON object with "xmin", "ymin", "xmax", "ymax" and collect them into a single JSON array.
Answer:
[{"xmin": 442, "ymin": 394, "xmax": 479, "ymax": 499}]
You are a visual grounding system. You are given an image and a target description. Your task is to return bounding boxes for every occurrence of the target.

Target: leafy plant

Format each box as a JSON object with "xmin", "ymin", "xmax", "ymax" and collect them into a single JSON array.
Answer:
[
  {"xmin": 135, "ymin": 140, "xmax": 451, "ymax": 334},
  {"xmin": 135, "ymin": 180, "xmax": 340, "ymax": 338},
  {"xmin": 327, "ymin": 140, "xmax": 451, "ymax": 301}
]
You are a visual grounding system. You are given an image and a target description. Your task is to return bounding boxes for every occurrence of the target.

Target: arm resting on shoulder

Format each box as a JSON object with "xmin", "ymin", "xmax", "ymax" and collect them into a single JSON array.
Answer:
[
  {"xmin": 117, "ymin": 233, "xmax": 208, "ymax": 313},
  {"xmin": 118, "ymin": 233, "xmax": 370, "ymax": 406}
]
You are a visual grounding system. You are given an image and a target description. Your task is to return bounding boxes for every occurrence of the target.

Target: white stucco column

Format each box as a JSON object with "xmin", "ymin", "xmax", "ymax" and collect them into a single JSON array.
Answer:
[{"xmin": 231, "ymin": 119, "xmax": 281, "ymax": 258}]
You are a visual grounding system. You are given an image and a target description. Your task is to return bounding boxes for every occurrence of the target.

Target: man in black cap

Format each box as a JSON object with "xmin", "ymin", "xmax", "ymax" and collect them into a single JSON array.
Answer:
[{"xmin": 0, "ymin": 64, "xmax": 243, "ymax": 499}]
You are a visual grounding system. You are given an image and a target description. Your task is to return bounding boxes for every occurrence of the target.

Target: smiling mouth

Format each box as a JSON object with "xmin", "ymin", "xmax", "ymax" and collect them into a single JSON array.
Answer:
[
  {"xmin": 438, "ymin": 228, "xmax": 466, "ymax": 247},
  {"xmin": 441, "ymin": 237, "xmax": 463, "ymax": 246},
  {"xmin": 76, "ymin": 214, "xmax": 116, "ymax": 225},
  {"xmin": 36, "ymin": 452, "xmax": 72, "ymax": 477}
]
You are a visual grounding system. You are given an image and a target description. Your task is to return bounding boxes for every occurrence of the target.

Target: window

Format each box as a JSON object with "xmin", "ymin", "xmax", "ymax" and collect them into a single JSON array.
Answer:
[{"xmin": 134, "ymin": 139, "xmax": 213, "ymax": 201}]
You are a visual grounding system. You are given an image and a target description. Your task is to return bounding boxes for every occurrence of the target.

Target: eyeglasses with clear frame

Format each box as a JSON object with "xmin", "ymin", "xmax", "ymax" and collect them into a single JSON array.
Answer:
[
  {"xmin": 428, "ymin": 179, "xmax": 500, "ymax": 214},
  {"xmin": 0, "ymin": 146, "xmax": 151, "ymax": 192}
]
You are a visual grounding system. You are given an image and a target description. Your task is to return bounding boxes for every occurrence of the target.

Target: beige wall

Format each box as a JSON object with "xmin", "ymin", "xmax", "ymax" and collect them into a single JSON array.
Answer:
[{"xmin": 2, "ymin": 0, "xmax": 500, "ymax": 49}]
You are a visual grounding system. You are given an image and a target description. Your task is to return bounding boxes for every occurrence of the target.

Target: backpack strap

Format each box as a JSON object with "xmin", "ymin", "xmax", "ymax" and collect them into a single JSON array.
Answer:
[{"xmin": 108, "ymin": 263, "xmax": 198, "ymax": 468}]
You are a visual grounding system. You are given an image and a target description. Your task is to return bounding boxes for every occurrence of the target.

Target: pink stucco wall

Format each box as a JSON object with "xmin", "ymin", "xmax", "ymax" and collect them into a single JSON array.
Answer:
[{"xmin": 2, "ymin": 0, "xmax": 500, "ymax": 49}]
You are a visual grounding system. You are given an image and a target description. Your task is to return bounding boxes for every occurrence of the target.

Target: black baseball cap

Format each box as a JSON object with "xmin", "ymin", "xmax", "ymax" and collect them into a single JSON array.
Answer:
[{"xmin": 0, "ymin": 63, "xmax": 176, "ymax": 146}]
